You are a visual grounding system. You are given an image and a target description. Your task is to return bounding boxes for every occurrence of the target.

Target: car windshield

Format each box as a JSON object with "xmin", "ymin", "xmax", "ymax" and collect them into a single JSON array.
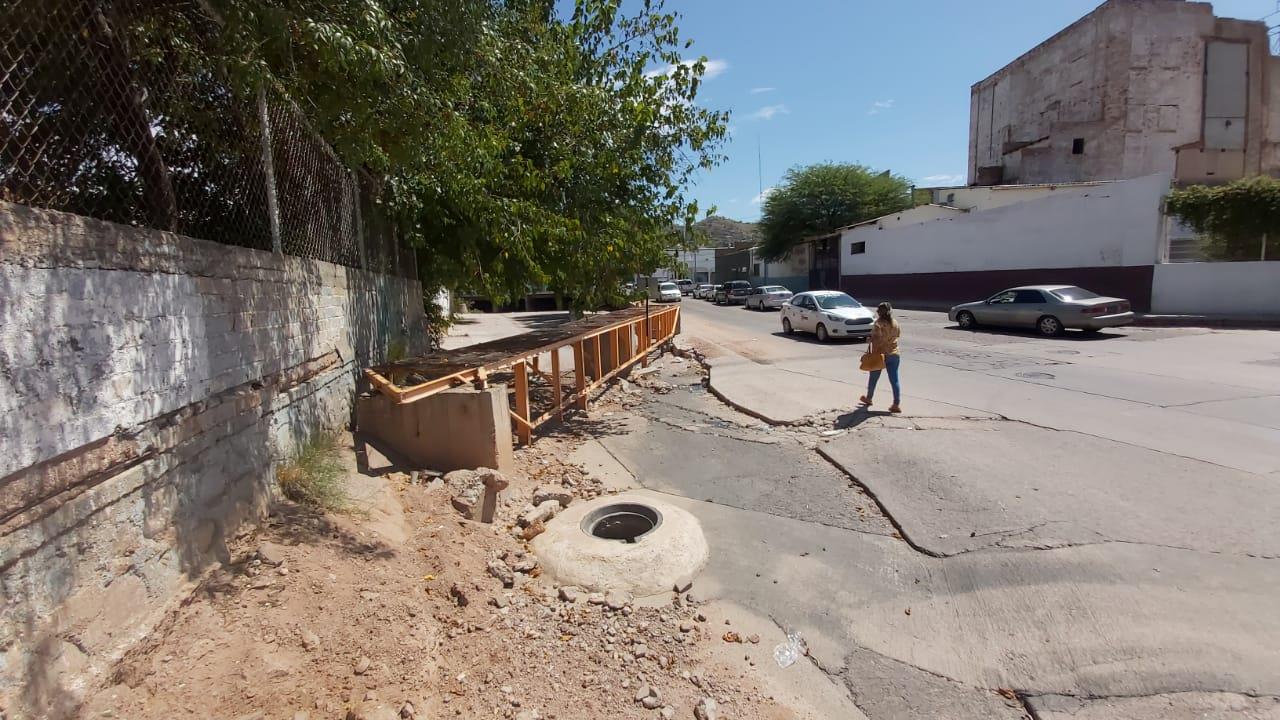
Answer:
[
  {"xmin": 1049, "ymin": 286, "xmax": 1100, "ymax": 301},
  {"xmin": 660, "ymin": 283, "xmax": 677, "ymax": 290},
  {"xmin": 814, "ymin": 293, "xmax": 860, "ymax": 309},
  {"xmin": 761, "ymin": 286, "xmax": 787, "ymax": 293}
]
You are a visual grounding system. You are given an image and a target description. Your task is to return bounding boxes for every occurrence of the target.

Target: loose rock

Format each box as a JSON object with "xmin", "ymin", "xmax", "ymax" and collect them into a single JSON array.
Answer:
[
  {"xmin": 558, "ymin": 586, "xmax": 581, "ymax": 603},
  {"xmin": 519, "ymin": 500, "xmax": 559, "ymax": 528},
  {"xmin": 256, "ymin": 542, "xmax": 286, "ymax": 567},
  {"xmin": 449, "ymin": 582, "xmax": 469, "ymax": 607},
  {"xmin": 487, "ymin": 560, "xmax": 515, "ymax": 588},
  {"xmin": 532, "ymin": 486, "xmax": 573, "ymax": 508},
  {"xmin": 299, "ymin": 629, "xmax": 320, "ymax": 651},
  {"xmin": 604, "ymin": 590, "xmax": 632, "ymax": 611},
  {"xmin": 353, "ymin": 656, "xmax": 371, "ymax": 675},
  {"xmin": 694, "ymin": 697, "xmax": 719, "ymax": 720}
]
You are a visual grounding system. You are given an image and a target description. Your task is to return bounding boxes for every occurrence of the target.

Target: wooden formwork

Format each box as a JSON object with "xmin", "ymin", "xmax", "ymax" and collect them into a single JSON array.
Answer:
[{"xmin": 364, "ymin": 304, "xmax": 681, "ymax": 444}]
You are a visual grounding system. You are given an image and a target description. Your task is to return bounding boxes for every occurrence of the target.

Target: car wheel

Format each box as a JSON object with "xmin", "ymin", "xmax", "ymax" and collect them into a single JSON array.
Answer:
[
  {"xmin": 956, "ymin": 310, "xmax": 976, "ymax": 330},
  {"xmin": 782, "ymin": 318, "xmax": 794, "ymax": 335},
  {"xmin": 1037, "ymin": 315, "xmax": 1064, "ymax": 337},
  {"xmin": 816, "ymin": 323, "xmax": 830, "ymax": 343}
]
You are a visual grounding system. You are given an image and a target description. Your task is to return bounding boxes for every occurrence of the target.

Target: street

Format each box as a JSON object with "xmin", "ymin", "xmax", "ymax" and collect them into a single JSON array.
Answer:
[{"xmin": 580, "ymin": 298, "xmax": 1280, "ymax": 719}]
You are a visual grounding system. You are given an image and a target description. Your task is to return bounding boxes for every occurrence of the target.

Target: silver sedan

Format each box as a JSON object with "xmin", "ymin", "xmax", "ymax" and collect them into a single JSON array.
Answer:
[
  {"xmin": 745, "ymin": 285, "xmax": 793, "ymax": 310},
  {"xmin": 949, "ymin": 285, "xmax": 1134, "ymax": 336}
]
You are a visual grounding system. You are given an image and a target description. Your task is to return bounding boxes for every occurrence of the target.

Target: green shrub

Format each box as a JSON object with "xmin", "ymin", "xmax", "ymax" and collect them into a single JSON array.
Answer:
[
  {"xmin": 276, "ymin": 433, "xmax": 348, "ymax": 512},
  {"xmin": 1166, "ymin": 176, "xmax": 1280, "ymax": 261}
]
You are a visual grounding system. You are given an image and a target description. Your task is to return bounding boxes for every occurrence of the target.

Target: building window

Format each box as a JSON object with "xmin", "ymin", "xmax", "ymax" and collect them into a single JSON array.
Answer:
[
  {"xmin": 1072, "ymin": 138, "xmax": 1085, "ymax": 155},
  {"xmin": 752, "ymin": 263, "xmax": 761, "ymax": 276},
  {"xmin": 946, "ymin": 193, "xmax": 955, "ymax": 203},
  {"xmin": 849, "ymin": 241, "xmax": 866, "ymax": 255}
]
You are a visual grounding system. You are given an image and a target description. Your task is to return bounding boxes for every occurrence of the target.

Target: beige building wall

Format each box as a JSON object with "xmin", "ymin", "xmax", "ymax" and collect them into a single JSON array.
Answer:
[{"xmin": 969, "ymin": 0, "xmax": 1278, "ymax": 186}]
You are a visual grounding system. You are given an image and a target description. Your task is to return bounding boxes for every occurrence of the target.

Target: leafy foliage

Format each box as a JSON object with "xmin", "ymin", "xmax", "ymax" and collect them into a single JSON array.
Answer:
[
  {"xmin": 209, "ymin": 0, "xmax": 729, "ymax": 308},
  {"xmin": 758, "ymin": 163, "xmax": 911, "ymax": 260},
  {"xmin": 1165, "ymin": 176, "xmax": 1280, "ymax": 261}
]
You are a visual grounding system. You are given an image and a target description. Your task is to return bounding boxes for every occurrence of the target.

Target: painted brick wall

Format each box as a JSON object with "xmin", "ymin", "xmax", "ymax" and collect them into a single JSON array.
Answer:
[{"xmin": 0, "ymin": 202, "xmax": 425, "ymax": 716}]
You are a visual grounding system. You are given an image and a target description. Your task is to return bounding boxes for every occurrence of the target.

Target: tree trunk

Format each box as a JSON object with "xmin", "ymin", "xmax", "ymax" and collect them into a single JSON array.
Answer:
[{"xmin": 89, "ymin": 5, "xmax": 179, "ymax": 231}]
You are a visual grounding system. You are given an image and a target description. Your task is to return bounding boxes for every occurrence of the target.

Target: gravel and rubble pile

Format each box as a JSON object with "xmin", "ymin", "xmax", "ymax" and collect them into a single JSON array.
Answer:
[{"xmin": 78, "ymin": 365, "xmax": 780, "ymax": 720}]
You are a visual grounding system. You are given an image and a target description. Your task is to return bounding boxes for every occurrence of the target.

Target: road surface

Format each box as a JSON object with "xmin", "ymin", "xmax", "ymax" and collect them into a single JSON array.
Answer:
[{"xmin": 583, "ymin": 298, "xmax": 1280, "ymax": 719}]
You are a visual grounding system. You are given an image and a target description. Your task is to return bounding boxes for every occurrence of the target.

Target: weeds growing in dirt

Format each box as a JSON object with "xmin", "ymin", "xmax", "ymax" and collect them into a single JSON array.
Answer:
[{"xmin": 276, "ymin": 432, "xmax": 349, "ymax": 512}]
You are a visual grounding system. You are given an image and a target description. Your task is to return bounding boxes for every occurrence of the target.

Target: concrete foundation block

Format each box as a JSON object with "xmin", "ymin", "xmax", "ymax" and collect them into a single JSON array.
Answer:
[{"xmin": 356, "ymin": 386, "xmax": 515, "ymax": 476}]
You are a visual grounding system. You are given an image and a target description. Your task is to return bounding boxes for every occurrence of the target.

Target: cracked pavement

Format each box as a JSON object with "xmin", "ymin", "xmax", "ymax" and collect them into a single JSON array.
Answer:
[{"xmin": 575, "ymin": 300, "xmax": 1280, "ymax": 720}]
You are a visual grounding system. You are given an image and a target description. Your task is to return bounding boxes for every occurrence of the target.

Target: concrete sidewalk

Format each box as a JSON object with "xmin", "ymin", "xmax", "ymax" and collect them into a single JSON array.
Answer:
[{"xmin": 686, "ymin": 334, "xmax": 994, "ymax": 425}]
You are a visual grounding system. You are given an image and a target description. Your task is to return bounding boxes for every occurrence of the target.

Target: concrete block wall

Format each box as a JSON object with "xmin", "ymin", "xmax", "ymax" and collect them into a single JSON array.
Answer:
[{"xmin": 0, "ymin": 202, "xmax": 425, "ymax": 717}]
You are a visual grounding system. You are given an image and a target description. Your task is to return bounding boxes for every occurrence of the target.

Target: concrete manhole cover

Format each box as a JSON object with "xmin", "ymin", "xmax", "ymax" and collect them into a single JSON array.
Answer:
[
  {"xmin": 534, "ymin": 494, "xmax": 708, "ymax": 597},
  {"xmin": 581, "ymin": 503, "xmax": 663, "ymax": 543},
  {"xmin": 1017, "ymin": 371, "xmax": 1057, "ymax": 380}
]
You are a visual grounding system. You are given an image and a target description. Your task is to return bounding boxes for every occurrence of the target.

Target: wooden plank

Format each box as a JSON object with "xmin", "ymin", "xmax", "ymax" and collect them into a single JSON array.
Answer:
[
  {"xmin": 592, "ymin": 335, "xmax": 603, "ymax": 382},
  {"xmin": 551, "ymin": 347, "xmax": 563, "ymax": 420},
  {"xmin": 395, "ymin": 369, "xmax": 479, "ymax": 404},
  {"xmin": 573, "ymin": 341, "xmax": 588, "ymax": 410},
  {"xmin": 513, "ymin": 360, "xmax": 531, "ymax": 445},
  {"xmin": 363, "ymin": 368, "xmax": 402, "ymax": 400},
  {"xmin": 640, "ymin": 318, "xmax": 650, "ymax": 368}
]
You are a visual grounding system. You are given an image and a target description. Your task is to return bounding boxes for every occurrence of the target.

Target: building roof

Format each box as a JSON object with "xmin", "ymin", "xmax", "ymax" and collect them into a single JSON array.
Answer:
[{"xmin": 917, "ymin": 179, "xmax": 1115, "ymax": 192}]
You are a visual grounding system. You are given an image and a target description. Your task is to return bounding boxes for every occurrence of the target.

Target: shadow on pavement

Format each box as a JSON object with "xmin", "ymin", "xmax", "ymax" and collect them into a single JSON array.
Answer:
[
  {"xmin": 513, "ymin": 312, "xmax": 572, "ymax": 331},
  {"xmin": 833, "ymin": 407, "xmax": 892, "ymax": 429},
  {"xmin": 943, "ymin": 325, "xmax": 1126, "ymax": 341},
  {"xmin": 769, "ymin": 331, "xmax": 867, "ymax": 345}
]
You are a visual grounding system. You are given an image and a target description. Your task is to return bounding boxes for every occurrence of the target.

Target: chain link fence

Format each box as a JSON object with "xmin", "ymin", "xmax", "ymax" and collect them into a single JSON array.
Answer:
[{"xmin": 1, "ymin": 0, "xmax": 414, "ymax": 277}]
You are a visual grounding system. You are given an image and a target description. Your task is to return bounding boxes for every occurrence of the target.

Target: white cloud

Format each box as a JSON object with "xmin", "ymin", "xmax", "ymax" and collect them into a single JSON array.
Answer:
[
  {"xmin": 921, "ymin": 173, "xmax": 965, "ymax": 185},
  {"xmin": 645, "ymin": 58, "xmax": 729, "ymax": 80},
  {"xmin": 749, "ymin": 87, "xmax": 775, "ymax": 94},
  {"xmin": 752, "ymin": 187, "xmax": 776, "ymax": 204},
  {"xmin": 867, "ymin": 99, "xmax": 895, "ymax": 115},
  {"xmin": 748, "ymin": 104, "xmax": 789, "ymax": 121}
]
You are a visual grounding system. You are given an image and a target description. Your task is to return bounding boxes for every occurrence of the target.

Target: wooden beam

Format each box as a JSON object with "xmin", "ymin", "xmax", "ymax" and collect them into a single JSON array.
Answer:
[
  {"xmin": 513, "ymin": 360, "xmax": 531, "ymax": 445},
  {"xmin": 573, "ymin": 341, "xmax": 588, "ymax": 410},
  {"xmin": 396, "ymin": 369, "xmax": 478, "ymax": 404},
  {"xmin": 592, "ymin": 335, "xmax": 603, "ymax": 382},
  {"xmin": 551, "ymin": 347, "xmax": 563, "ymax": 420}
]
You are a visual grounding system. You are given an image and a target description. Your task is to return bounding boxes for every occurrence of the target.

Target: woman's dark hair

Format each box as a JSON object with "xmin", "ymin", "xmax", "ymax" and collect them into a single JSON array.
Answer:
[{"xmin": 877, "ymin": 301, "xmax": 894, "ymax": 323}]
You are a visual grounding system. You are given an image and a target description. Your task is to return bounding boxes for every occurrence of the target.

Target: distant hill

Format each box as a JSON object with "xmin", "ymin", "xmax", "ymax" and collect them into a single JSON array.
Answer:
[{"xmin": 688, "ymin": 216, "xmax": 760, "ymax": 248}]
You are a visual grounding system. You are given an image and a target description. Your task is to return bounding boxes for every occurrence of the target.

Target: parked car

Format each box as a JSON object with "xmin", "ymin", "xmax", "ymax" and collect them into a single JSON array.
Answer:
[
  {"xmin": 745, "ymin": 285, "xmax": 793, "ymax": 310},
  {"xmin": 715, "ymin": 280, "xmax": 753, "ymax": 305},
  {"xmin": 780, "ymin": 290, "xmax": 875, "ymax": 342},
  {"xmin": 676, "ymin": 279, "xmax": 695, "ymax": 296},
  {"xmin": 949, "ymin": 285, "xmax": 1133, "ymax": 336},
  {"xmin": 654, "ymin": 281, "xmax": 682, "ymax": 303},
  {"xmin": 694, "ymin": 283, "xmax": 715, "ymax": 299}
]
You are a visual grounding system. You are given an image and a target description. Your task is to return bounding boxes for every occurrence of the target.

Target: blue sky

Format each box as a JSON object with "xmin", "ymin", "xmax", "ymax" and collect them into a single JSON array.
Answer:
[{"xmin": 665, "ymin": 0, "xmax": 1277, "ymax": 221}]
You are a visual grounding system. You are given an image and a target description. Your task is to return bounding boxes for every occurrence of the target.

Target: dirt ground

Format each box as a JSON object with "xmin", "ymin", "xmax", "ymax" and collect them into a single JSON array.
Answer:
[{"xmin": 78, "ymin": 359, "xmax": 801, "ymax": 720}]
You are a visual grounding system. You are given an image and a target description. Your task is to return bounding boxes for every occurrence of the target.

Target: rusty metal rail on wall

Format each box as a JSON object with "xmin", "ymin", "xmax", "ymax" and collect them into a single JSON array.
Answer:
[{"xmin": 364, "ymin": 304, "xmax": 681, "ymax": 444}]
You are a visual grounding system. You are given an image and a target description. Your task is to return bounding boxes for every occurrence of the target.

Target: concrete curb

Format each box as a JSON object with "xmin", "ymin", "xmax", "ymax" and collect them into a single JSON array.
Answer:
[{"xmin": 671, "ymin": 340, "xmax": 806, "ymax": 426}]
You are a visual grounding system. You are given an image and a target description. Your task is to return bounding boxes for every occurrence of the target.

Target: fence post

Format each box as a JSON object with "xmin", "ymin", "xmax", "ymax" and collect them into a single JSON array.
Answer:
[
  {"xmin": 352, "ymin": 170, "xmax": 366, "ymax": 269},
  {"xmin": 257, "ymin": 87, "xmax": 282, "ymax": 254}
]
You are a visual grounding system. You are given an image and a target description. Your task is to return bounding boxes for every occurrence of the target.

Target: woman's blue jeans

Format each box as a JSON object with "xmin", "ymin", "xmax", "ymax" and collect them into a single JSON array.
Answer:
[{"xmin": 866, "ymin": 353, "xmax": 901, "ymax": 405}]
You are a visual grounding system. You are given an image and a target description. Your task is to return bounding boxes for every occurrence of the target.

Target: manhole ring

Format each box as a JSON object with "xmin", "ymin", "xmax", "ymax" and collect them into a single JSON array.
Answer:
[{"xmin": 580, "ymin": 503, "xmax": 663, "ymax": 544}]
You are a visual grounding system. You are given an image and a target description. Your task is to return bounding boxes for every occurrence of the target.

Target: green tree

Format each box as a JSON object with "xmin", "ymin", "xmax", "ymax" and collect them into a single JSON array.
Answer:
[
  {"xmin": 757, "ymin": 163, "xmax": 911, "ymax": 260},
  {"xmin": 211, "ymin": 0, "xmax": 728, "ymax": 308},
  {"xmin": 6, "ymin": 0, "xmax": 726, "ymax": 311},
  {"xmin": 1165, "ymin": 176, "xmax": 1280, "ymax": 261},
  {"xmin": 758, "ymin": 163, "xmax": 911, "ymax": 260}
]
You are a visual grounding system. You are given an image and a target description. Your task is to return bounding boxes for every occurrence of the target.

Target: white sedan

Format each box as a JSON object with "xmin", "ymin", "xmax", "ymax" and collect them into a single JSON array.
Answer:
[{"xmin": 780, "ymin": 291, "xmax": 875, "ymax": 342}]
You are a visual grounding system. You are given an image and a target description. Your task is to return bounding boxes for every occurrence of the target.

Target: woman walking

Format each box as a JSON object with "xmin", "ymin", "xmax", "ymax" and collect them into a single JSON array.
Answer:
[{"xmin": 860, "ymin": 302, "xmax": 902, "ymax": 413}]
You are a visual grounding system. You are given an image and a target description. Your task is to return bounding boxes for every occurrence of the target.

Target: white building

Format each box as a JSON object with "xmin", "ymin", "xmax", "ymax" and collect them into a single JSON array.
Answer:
[{"xmin": 839, "ymin": 173, "xmax": 1280, "ymax": 315}]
